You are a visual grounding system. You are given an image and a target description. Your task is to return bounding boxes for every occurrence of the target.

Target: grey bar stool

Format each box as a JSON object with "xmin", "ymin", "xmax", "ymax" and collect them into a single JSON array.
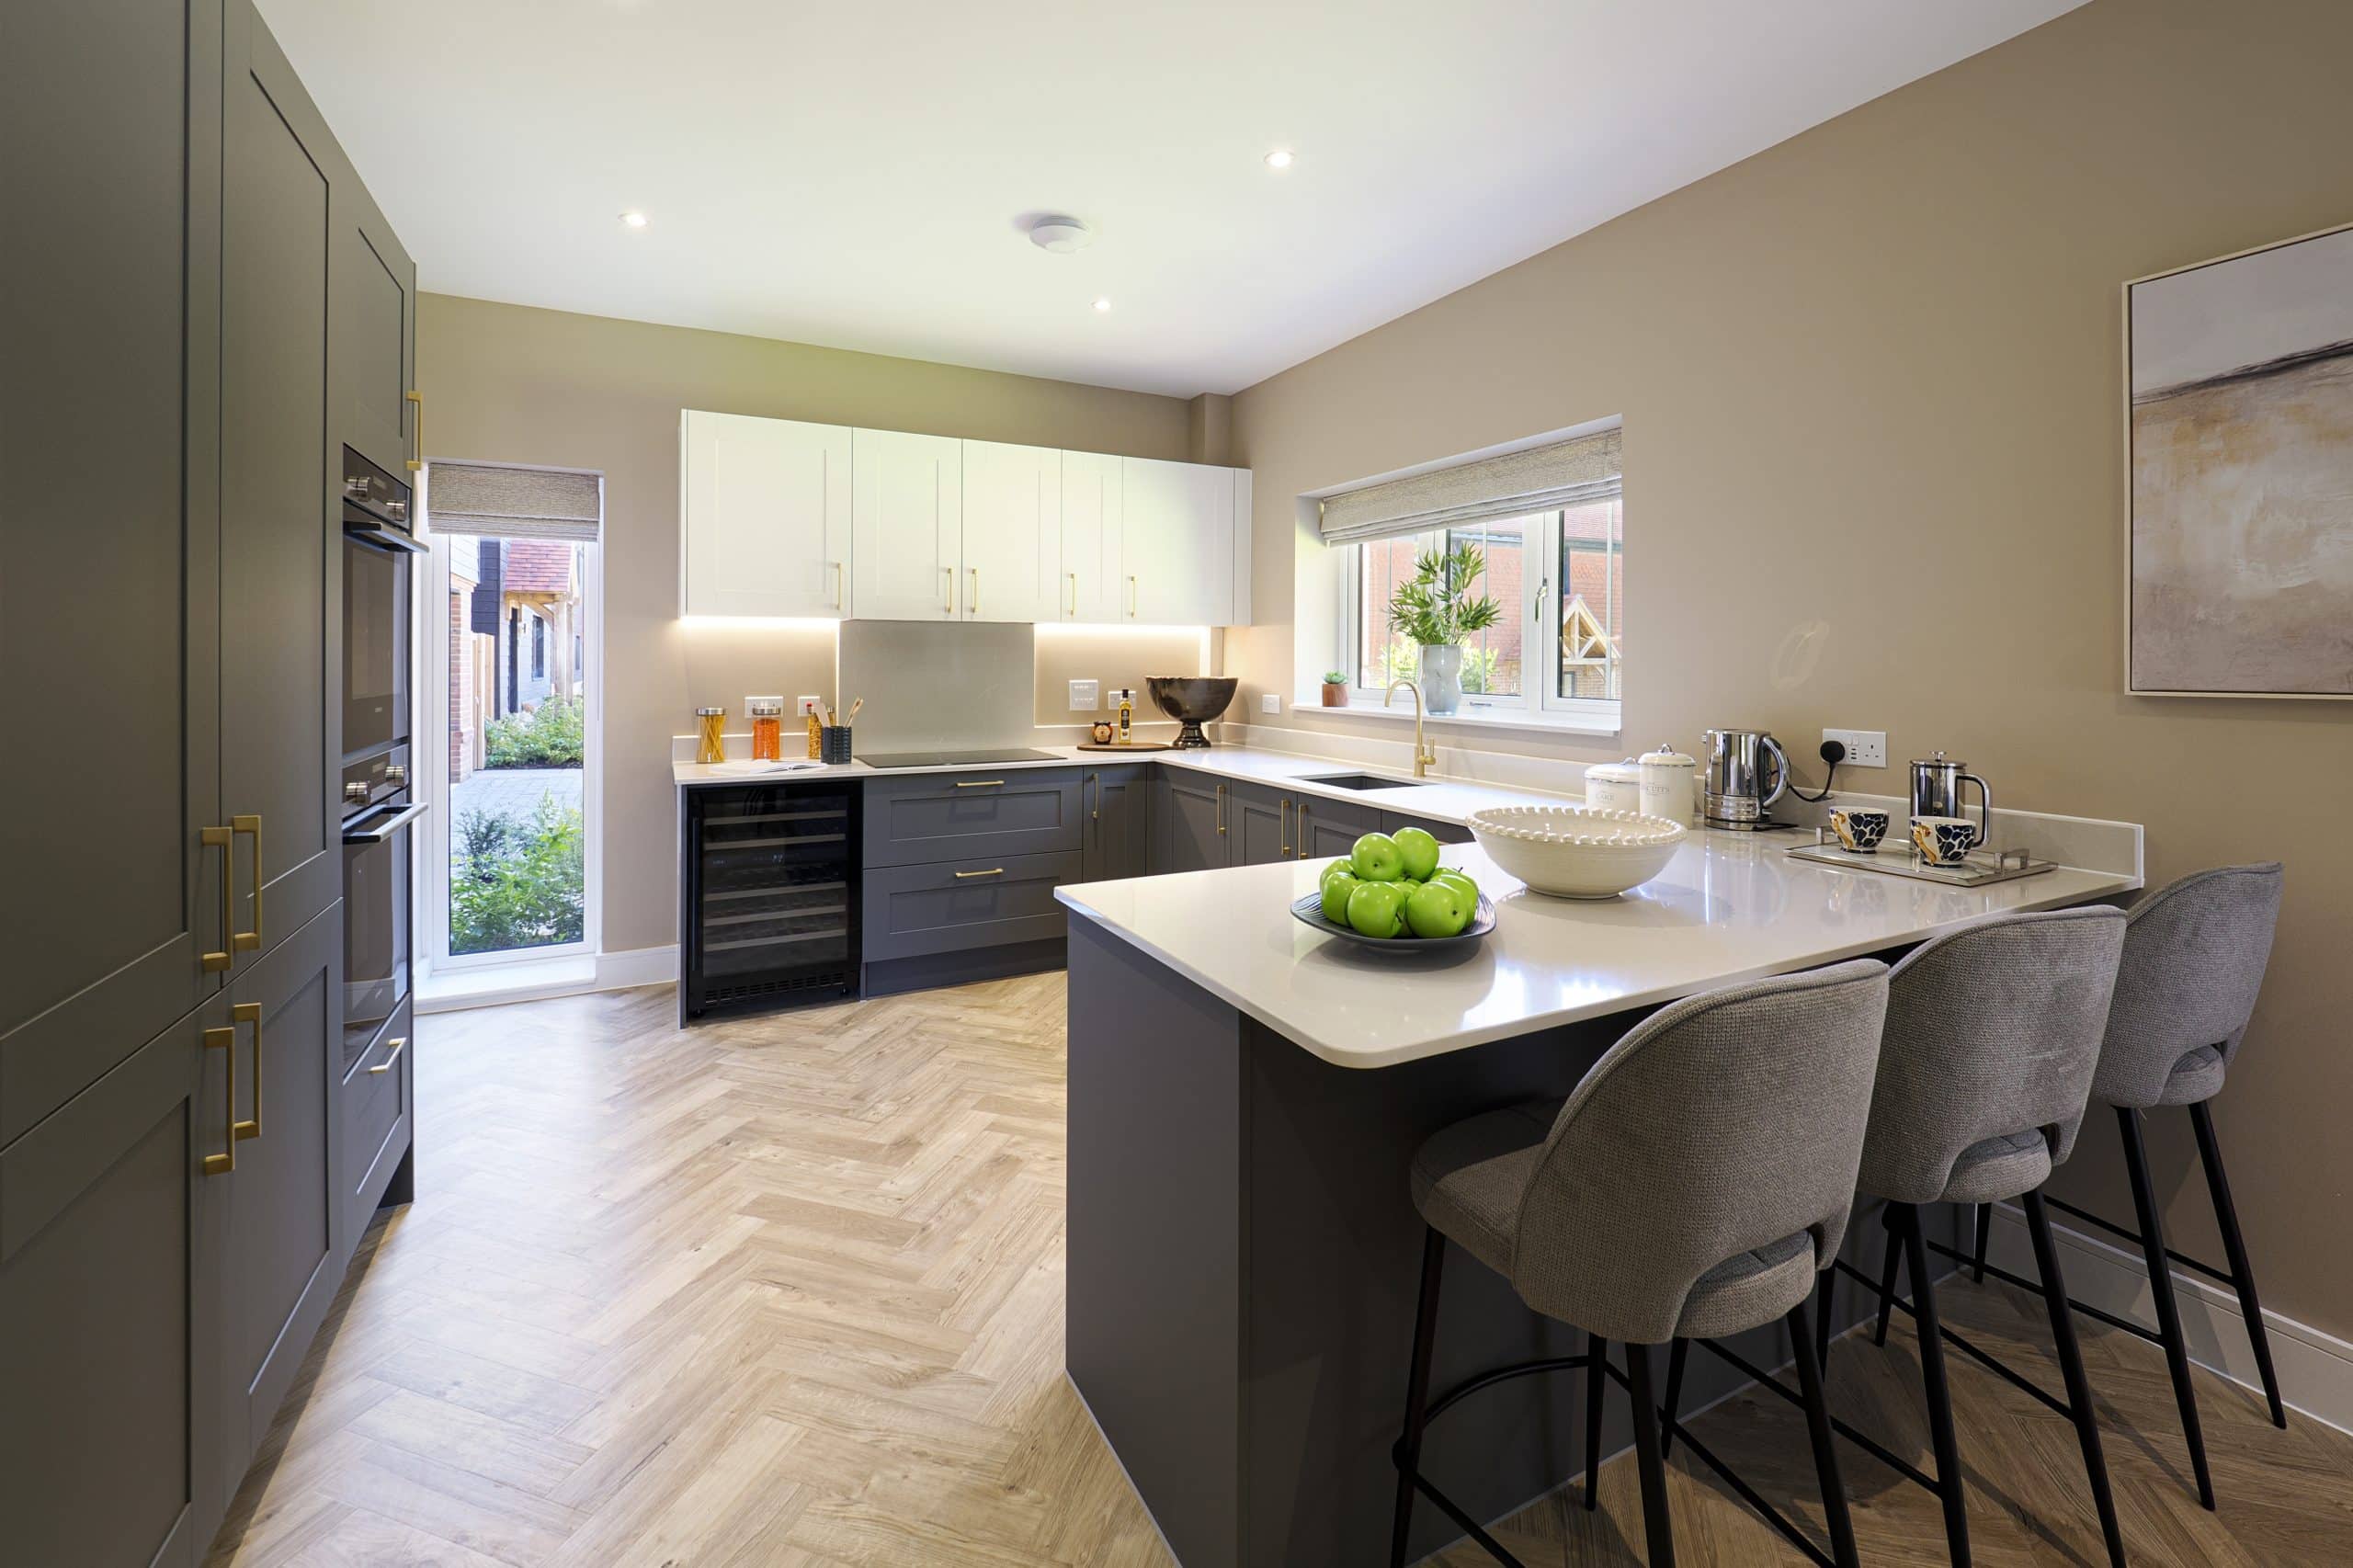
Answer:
[
  {"xmin": 1818, "ymin": 905, "xmax": 2128, "ymax": 1568},
  {"xmin": 1969, "ymin": 862, "xmax": 2286, "ymax": 1510},
  {"xmin": 1390, "ymin": 959, "xmax": 1891, "ymax": 1568}
]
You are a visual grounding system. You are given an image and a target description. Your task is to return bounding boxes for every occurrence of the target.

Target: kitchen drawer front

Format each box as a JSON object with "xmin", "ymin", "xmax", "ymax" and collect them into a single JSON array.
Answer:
[
  {"xmin": 1379, "ymin": 810, "xmax": 1475, "ymax": 846},
  {"xmin": 863, "ymin": 850, "xmax": 1082, "ymax": 961},
  {"xmin": 341, "ymin": 994, "xmax": 411, "ymax": 1223},
  {"xmin": 863, "ymin": 770, "xmax": 1083, "ymax": 867}
]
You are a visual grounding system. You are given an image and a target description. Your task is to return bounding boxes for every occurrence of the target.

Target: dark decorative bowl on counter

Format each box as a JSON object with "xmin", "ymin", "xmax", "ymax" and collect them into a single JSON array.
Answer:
[{"xmin": 1145, "ymin": 676, "xmax": 1239, "ymax": 749}]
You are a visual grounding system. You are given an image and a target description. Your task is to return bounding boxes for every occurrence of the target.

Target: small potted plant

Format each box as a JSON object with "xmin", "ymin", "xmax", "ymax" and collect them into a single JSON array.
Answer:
[
  {"xmin": 1386, "ymin": 543, "xmax": 1501, "ymax": 715},
  {"xmin": 1320, "ymin": 670, "xmax": 1348, "ymax": 707}
]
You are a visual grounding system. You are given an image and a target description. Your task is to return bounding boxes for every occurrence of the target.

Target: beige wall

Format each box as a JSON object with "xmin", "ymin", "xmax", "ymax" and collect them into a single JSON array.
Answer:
[
  {"xmin": 418, "ymin": 296, "xmax": 1196, "ymax": 953},
  {"xmin": 1228, "ymin": 0, "xmax": 2353, "ymax": 1337}
]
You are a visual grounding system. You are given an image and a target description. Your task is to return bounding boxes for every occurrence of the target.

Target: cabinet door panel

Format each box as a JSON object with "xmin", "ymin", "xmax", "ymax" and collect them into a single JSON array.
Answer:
[
  {"xmin": 1232, "ymin": 783, "xmax": 1294, "ymax": 867},
  {"xmin": 1119, "ymin": 457, "xmax": 1233, "ymax": 626},
  {"xmin": 1, "ymin": 998, "xmax": 221, "ymax": 1568},
  {"xmin": 961, "ymin": 440, "xmax": 1056, "ymax": 624},
  {"xmin": 1164, "ymin": 778, "xmax": 1230, "ymax": 873},
  {"xmin": 1380, "ymin": 811, "xmax": 1475, "ymax": 846},
  {"xmin": 679, "ymin": 411, "xmax": 851, "ymax": 618},
  {"xmin": 0, "ymin": 0, "xmax": 223, "ymax": 1144},
  {"xmin": 851, "ymin": 429, "xmax": 963, "ymax": 620},
  {"xmin": 222, "ymin": 21, "xmax": 337, "ymax": 956},
  {"xmin": 1060, "ymin": 449, "xmax": 1122, "ymax": 622},
  {"xmin": 1080, "ymin": 766, "xmax": 1155, "ymax": 882},
  {"xmin": 331, "ymin": 179, "xmax": 415, "ymax": 481},
  {"xmin": 1295, "ymin": 796, "xmax": 1381, "ymax": 862}
]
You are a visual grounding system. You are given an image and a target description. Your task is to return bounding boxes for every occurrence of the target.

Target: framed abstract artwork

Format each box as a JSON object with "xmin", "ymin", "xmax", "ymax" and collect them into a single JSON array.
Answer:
[{"xmin": 2126, "ymin": 220, "xmax": 2353, "ymax": 697}]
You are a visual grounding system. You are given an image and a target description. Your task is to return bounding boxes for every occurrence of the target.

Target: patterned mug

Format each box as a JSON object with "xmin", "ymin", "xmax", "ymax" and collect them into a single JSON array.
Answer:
[
  {"xmin": 1828, "ymin": 808, "xmax": 1889, "ymax": 853},
  {"xmin": 1911, "ymin": 815, "xmax": 1979, "ymax": 866}
]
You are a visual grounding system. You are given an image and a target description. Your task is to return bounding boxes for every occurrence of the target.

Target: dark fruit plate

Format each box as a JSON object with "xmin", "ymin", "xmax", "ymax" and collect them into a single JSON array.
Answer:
[{"xmin": 1289, "ymin": 890, "xmax": 1496, "ymax": 952}]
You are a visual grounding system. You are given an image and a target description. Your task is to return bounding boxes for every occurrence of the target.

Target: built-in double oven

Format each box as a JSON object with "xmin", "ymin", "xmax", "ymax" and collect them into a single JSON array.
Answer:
[{"xmin": 341, "ymin": 446, "xmax": 426, "ymax": 1074}]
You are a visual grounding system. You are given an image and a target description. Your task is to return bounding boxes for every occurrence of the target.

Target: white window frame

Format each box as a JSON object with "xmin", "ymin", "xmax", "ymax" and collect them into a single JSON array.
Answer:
[
  {"xmin": 418, "ymin": 522, "xmax": 604, "ymax": 976},
  {"xmin": 1337, "ymin": 500, "xmax": 1622, "ymax": 732}
]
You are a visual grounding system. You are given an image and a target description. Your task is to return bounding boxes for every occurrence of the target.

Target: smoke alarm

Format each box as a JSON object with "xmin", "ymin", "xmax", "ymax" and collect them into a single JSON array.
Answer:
[{"xmin": 1028, "ymin": 215, "xmax": 1094, "ymax": 254}]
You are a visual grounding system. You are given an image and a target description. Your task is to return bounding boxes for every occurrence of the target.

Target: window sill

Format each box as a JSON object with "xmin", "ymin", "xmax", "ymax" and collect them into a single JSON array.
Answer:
[{"xmin": 1293, "ymin": 699, "xmax": 1621, "ymax": 739}]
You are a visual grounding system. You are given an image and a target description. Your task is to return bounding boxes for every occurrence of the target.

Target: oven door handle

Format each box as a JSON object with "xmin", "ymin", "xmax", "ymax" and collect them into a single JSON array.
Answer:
[
  {"xmin": 344, "ymin": 517, "xmax": 428, "ymax": 555},
  {"xmin": 343, "ymin": 801, "xmax": 428, "ymax": 844}
]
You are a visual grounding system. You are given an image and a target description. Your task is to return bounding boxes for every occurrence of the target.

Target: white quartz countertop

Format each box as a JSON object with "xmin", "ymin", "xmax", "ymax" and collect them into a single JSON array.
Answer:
[
  {"xmin": 1056, "ymin": 831, "xmax": 2142, "ymax": 1070},
  {"xmin": 672, "ymin": 743, "xmax": 1582, "ymax": 822}
]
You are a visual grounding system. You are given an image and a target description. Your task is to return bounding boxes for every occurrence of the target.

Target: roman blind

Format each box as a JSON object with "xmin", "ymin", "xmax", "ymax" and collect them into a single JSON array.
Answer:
[
  {"xmin": 428, "ymin": 461, "xmax": 602, "ymax": 541},
  {"xmin": 1317, "ymin": 427, "xmax": 1620, "ymax": 544}
]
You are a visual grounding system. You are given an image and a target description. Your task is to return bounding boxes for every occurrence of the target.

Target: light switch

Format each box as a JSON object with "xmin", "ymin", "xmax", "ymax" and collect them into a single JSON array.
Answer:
[
  {"xmin": 1261, "ymin": 693, "xmax": 1281, "ymax": 714},
  {"xmin": 1068, "ymin": 678, "xmax": 1100, "ymax": 711}
]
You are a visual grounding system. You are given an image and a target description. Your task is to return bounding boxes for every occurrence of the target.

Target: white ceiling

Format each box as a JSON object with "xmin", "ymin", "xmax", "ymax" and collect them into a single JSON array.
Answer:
[{"xmin": 261, "ymin": 0, "xmax": 2080, "ymax": 397}]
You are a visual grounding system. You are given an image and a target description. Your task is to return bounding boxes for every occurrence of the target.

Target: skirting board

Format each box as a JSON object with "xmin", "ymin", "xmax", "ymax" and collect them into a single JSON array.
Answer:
[
  {"xmin": 1984, "ymin": 1202, "xmax": 2353, "ymax": 1437},
  {"xmin": 416, "ymin": 946, "xmax": 678, "ymax": 1014}
]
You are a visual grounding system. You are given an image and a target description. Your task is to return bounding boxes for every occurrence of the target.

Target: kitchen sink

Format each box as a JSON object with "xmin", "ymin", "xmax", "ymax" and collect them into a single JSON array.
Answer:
[{"xmin": 1298, "ymin": 772, "xmax": 1429, "ymax": 791}]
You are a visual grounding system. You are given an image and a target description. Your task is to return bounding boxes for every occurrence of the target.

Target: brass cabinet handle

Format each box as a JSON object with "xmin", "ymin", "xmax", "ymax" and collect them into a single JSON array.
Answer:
[
  {"xmin": 1127, "ymin": 574, "xmax": 1138, "ymax": 619},
  {"xmin": 369, "ymin": 1036, "xmax": 407, "ymax": 1076},
  {"xmin": 1279, "ymin": 798, "xmax": 1291, "ymax": 858},
  {"xmin": 404, "ymin": 389, "xmax": 424, "ymax": 472},
  {"xmin": 1216, "ymin": 783, "xmax": 1226, "ymax": 836},
  {"xmin": 201, "ymin": 826, "xmax": 233, "ymax": 971},
  {"xmin": 202, "ymin": 1024, "xmax": 236, "ymax": 1175},
  {"xmin": 831, "ymin": 560, "xmax": 844, "ymax": 609},
  {"xmin": 232, "ymin": 813, "xmax": 262, "ymax": 951},
  {"xmin": 969, "ymin": 566, "xmax": 979, "ymax": 618},
  {"xmin": 941, "ymin": 565, "xmax": 955, "ymax": 615},
  {"xmin": 953, "ymin": 867, "xmax": 1005, "ymax": 879},
  {"xmin": 232, "ymin": 1000, "xmax": 262, "ymax": 1142},
  {"xmin": 1067, "ymin": 572, "xmax": 1077, "ymax": 617},
  {"xmin": 1296, "ymin": 802, "xmax": 1311, "ymax": 858},
  {"xmin": 952, "ymin": 778, "xmax": 1006, "ymax": 789},
  {"xmin": 1088, "ymin": 771, "xmax": 1100, "ymax": 822}
]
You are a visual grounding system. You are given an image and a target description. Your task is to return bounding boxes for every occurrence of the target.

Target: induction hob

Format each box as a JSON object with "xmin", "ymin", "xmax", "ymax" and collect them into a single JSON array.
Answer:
[{"xmin": 858, "ymin": 747, "xmax": 1062, "ymax": 769}]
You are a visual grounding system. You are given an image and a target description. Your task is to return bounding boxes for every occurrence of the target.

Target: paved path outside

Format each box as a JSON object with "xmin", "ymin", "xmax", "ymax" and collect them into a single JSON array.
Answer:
[{"xmin": 449, "ymin": 767, "xmax": 582, "ymax": 869}]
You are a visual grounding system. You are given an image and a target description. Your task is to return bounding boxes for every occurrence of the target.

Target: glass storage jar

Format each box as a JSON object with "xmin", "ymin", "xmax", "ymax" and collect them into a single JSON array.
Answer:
[{"xmin": 695, "ymin": 706, "xmax": 727, "ymax": 765}]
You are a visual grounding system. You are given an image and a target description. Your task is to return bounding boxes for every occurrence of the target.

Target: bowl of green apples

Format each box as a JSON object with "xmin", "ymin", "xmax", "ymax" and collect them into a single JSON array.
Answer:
[{"xmin": 1290, "ymin": 826, "xmax": 1495, "ymax": 952}]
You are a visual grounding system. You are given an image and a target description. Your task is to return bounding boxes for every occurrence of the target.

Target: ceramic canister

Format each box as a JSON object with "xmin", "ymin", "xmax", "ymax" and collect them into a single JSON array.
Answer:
[
  {"xmin": 1586, "ymin": 760, "xmax": 1644, "ymax": 813},
  {"xmin": 1638, "ymin": 744, "xmax": 1698, "ymax": 824}
]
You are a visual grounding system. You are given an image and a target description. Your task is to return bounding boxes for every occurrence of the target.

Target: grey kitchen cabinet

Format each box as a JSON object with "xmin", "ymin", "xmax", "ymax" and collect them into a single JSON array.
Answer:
[
  {"xmin": 1080, "ymin": 765, "xmax": 1156, "ymax": 882},
  {"xmin": 342, "ymin": 994, "xmax": 413, "ymax": 1240},
  {"xmin": 0, "ymin": 994, "xmax": 227, "ymax": 1568},
  {"xmin": 1162, "ymin": 774, "xmax": 1232, "ymax": 873},
  {"xmin": 1, "ymin": 0, "xmax": 227, "ymax": 1150},
  {"xmin": 330, "ymin": 165, "xmax": 417, "ymax": 483},
  {"xmin": 210, "ymin": 902, "xmax": 341, "ymax": 1484},
  {"xmin": 864, "ymin": 768, "xmax": 1083, "ymax": 868},
  {"xmin": 220, "ymin": 0, "xmax": 343, "ymax": 961},
  {"xmin": 1380, "ymin": 810, "xmax": 1475, "ymax": 846},
  {"xmin": 1232, "ymin": 782, "xmax": 1299, "ymax": 867},
  {"xmin": 1293, "ymin": 793, "xmax": 1382, "ymax": 863},
  {"xmin": 864, "ymin": 852, "xmax": 1083, "ymax": 961}
]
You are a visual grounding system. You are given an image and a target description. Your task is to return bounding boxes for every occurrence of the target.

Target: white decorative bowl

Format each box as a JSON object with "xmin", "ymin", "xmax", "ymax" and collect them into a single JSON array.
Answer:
[{"xmin": 1468, "ymin": 805, "xmax": 1688, "ymax": 899}]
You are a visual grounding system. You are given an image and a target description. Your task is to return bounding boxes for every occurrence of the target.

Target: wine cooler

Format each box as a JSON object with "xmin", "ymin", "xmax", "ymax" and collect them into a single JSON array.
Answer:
[{"xmin": 680, "ymin": 781, "xmax": 859, "ymax": 1021}]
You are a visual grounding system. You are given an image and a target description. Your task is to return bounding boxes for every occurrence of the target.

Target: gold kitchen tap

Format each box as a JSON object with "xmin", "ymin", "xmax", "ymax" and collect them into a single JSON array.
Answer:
[{"xmin": 1385, "ymin": 678, "xmax": 1437, "ymax": 778}]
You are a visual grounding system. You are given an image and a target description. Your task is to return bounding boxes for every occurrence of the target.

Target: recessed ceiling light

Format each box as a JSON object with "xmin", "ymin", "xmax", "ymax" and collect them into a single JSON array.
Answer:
[
  {"xmin": 620, "ymin": 210, "xmax": 649, "ymax": 229},
  {"xmin": 1264, "ymin": 149, "xmax": 1294, "ymax": 169},
  {"xmin": 1093, "ymin": 298, "xmax": 1112, "ymax": 312},
  {"xmin": 1029, "ymin": 214, "xmax": 1094, "ymax": 254}
]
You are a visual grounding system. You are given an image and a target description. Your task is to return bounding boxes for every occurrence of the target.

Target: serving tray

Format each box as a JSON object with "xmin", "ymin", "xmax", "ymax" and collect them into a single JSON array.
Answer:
[
  {"xmin": 1785, "ymin": 835, "xmax": 2057, "ymax": 888},
  {"xmin": 1290, "ymin": 890, "xmax": 1496, "ymax": 952},
  {"xmin": 1075, "ymin": 741, "xmax": 1173, "ymax": 752}
]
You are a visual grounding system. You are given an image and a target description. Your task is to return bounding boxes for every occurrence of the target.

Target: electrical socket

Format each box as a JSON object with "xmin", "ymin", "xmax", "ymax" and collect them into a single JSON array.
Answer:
[
  {"xmin": 1823, "ymin": 728, "xmax": 1887, "ymax": 768},
  {"xmin": 1261, "ymin": 693, "xmax": 1281, "ymax": 714},
  {"xmin": 1068, "ymin": 678, "xmax": 1100, "ymax": 711},
  {"xmin": 797, "ymin": 695, "xmax": 822, "ymax": 717}
]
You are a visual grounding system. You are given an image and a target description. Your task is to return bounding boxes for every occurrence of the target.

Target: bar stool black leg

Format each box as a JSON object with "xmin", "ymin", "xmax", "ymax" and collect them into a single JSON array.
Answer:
[
  {"xmin": 1659, "ymin": 1338, "xmax": 1689, "ymax": 1458},
  {"xmin": 1584, "ymin": 1333, "xmax": 1609, "ymax": 1510},
  {"xmin": 1624, "ymin": 1342, "xmax": 1679, "ymax": 1568},
  {"xmin": 1390, "ymin": 1227, "xmax": 1447, "ymax": 1568},
  {"xmin": 2024, "ymin": 1189, "xmax": 2128, "ymax": 1568},
  {"xmin": 1813, "ymin": 1267, "xmax": 1836, "ymax": 1369},
  {"xmin": 1896, "ymin": 1202, "xmax": 1972, "ymax": 1567},
  {"xmin": 1787, "ymin": 1296, "xmax": 1860, "ymax": 1568},
  {"xmin": 2190, "ymin": 1098, "xmax": 2287, "ymax": 1428},
  {"xmin": 2118, "ymin": 1106, "xmax": 2215, "ymax": 1509},
  {"xmin": 1971, "ymin": 1202, "xmax": 1993, "ymax": 1283},
  {"xmin": 1870, "ymin": 1218, "xmax": 1903, "ymax": 1348}
]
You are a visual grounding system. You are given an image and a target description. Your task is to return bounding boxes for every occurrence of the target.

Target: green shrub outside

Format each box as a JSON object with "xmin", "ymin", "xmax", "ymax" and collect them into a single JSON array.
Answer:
[
  {"xmin": 451, "ymin": 796, "xmax": 584, "ymax": 954},
  {"xmin": 484, "ymin": 696, "xmax": 584, "ymax": 768}
]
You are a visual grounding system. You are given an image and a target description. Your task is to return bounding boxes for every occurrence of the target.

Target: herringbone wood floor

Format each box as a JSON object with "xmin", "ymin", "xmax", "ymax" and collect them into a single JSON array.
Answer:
[{"xmin": 205, "ymin": 977, "xmax": 2353, "ymax": 1567}]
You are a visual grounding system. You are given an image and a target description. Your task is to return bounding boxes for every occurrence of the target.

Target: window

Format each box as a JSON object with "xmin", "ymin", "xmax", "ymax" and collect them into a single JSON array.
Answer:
[
  {"xmin": 531, "ymin": 612, "xmax": 547, "ymax": 678},
  {"xmin": 1342, "ymin": 492, "xmax": 1622, "ymax": 728}
]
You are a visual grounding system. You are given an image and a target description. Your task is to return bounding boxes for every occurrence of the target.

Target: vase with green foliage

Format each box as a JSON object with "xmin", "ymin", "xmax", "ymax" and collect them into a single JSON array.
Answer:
[{"xmin": 1385, "ymin": 543, "xmax": 1500, "ymax": 715}]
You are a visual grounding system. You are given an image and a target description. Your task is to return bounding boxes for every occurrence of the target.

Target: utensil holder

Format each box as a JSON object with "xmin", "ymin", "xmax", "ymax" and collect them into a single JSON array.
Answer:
[{"xmin": 819, "ymin": 725, "xmax": 852, "ymax": 765}]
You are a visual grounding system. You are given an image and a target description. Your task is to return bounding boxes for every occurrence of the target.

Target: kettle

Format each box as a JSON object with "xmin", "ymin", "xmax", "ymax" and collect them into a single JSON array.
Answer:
[{"xmin": 1699, "ymin": 728, "xmax": 1789, "ymax": 830}]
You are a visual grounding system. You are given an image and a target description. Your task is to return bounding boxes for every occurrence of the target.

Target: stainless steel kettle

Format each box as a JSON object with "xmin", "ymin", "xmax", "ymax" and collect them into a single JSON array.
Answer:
[
  {"xmin": 1699, "ymin": 728, "xmax": 1789, "ymax": 830},
  {"xmin": 1909, "ymin": 752, "xmax": 1993, "ymax": 846}
]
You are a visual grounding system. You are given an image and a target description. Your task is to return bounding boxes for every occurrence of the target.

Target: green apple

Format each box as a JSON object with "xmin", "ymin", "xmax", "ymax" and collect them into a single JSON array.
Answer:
[
  {"xmin": 1431, "ymin": 869, "xmax": 1480, "ymax": 904},
  {"xmin": 1405, "ymin": 880, "xmax": 1473, "ymax": 938},
  {"xmin": 1320, "ymin": 869, "xmax": 1360, "ymax": 924},
  {"xmin": 1346, "ymin": 879, "xmax": 1409, "ymax": 938},
  {"xmin": 1319, "ymin": 858, "xmax": 1356, "ymax": 892},
  {"xmin": 1392, "ymin": 825, "xmax": 1441, "ymax": 881},
  {"xmin": 1350, "ymin": 832, "xmax": 1405, "ymax": 882}
]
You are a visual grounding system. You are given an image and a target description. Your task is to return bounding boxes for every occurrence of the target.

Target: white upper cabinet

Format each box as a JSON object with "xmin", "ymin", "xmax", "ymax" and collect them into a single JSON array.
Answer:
[
  {"xmin": 1058, "ymin": 449, "xmax": 1122, "ymax": 622},
  {"xmin": 678, "ymin": 410, "xmax": 850, "ymax": 617},
  {"xmin": 959, "ymin": 439, "xmax": 1059, "ymax": 624},
  {"xmin": 850, "ymin": 429, "xmax": 964, "ymax": 620},
  {"xmin": 1230, "ymin": 467, "xmax": 1253, "ymax": 628},
  {"xmin": 1119, "ymin": 457, "xmax": 1233, "ymax": 625}
]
